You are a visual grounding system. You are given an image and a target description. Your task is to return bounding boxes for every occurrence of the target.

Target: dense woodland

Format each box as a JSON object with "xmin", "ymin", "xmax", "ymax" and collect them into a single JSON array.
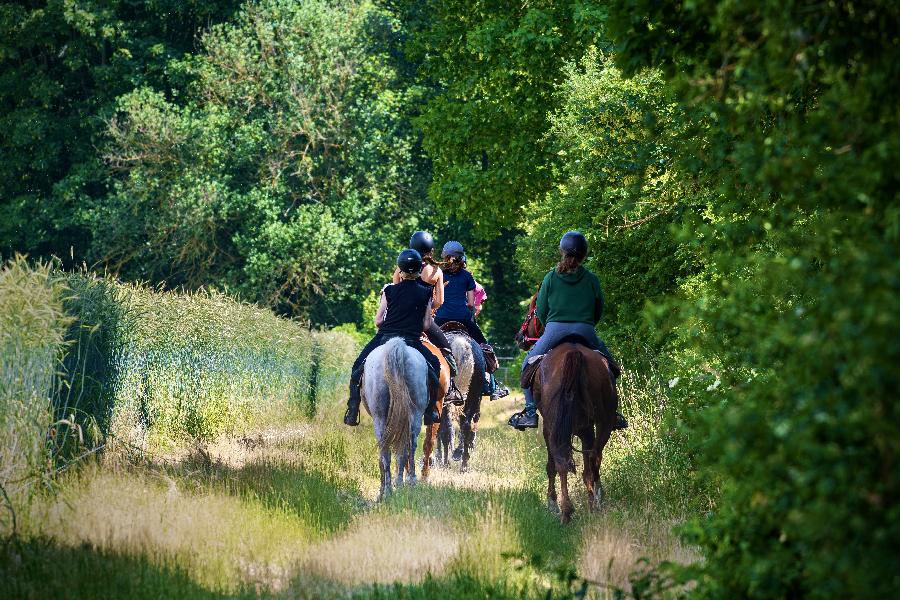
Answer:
[{"xmin": 2, "ymin": 0, "xmax": 898, "ymax": 596}]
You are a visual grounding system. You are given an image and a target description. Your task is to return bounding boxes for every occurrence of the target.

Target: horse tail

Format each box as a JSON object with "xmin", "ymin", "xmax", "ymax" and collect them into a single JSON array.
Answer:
[
  {"xmin": 381, "ymin": 338, "xmax": 417, "ymax": 453},
  {"xmin": 449, "ymin": 334, "xmax": 474, "ymax": 398},
  {"xmin": 551, "ymin": 346, "xmax": 583, "ymax": 470}
]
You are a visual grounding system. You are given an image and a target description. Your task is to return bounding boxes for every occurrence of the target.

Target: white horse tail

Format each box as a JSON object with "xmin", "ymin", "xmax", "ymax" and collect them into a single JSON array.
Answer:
[
  {"xmin": 381, "ymin": 337, "xmax": 416, "ymax": 453},
  {"xmin": 449, "ymin": 334, "xmax": 475, "ymax": 398}
]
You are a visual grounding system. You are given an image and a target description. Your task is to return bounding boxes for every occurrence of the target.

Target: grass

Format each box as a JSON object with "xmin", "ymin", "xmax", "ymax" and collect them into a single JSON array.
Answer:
[{"xmin": 4, "ymin": 386, "xmax": 698, "ymax": 598}]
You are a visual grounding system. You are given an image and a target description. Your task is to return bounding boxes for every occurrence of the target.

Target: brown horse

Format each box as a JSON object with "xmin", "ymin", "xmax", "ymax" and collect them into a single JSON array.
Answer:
[
  {"xmin": 418, "ymin": 336, "xmax": 451, "ymax": 479},
  {"xmin": 514, "ymin": 291, "xmax": 542, "ymax": 351},
  {"xmin": 534, "ymin": 342, "xmax": 617, "ymax": 524}
]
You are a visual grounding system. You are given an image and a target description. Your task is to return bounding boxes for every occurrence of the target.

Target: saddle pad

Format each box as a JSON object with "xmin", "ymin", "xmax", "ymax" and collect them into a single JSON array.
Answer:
[
  {"xmin": 481, "ymin": 343, "xmax": 499, "ymax": 373},
  {"xmin": 520, "ymin": 354, "xmax": 545, "ymax": 389}
]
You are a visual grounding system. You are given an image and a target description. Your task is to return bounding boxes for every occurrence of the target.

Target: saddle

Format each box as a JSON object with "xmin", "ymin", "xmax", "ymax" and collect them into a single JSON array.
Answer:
[
  {"xmin": 439, "ymin": 321, "xmax": 469, "ymax": 335},
  {"xmin": 439, "ymin": 321, "xmax": 499, "ymax": 373},
  {"xmin": 520, "ymin": 341, "xmax": 621, "ymax": 389}
]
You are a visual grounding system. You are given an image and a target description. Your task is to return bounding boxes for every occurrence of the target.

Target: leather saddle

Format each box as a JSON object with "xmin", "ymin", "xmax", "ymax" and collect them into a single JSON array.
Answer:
[
  {"xmin": 439, "ymin": 321, "xmax": 499, "ymax": 373},
  {"xmin": 520, "ymin": 336, "xmax": 621, "ymax": 389},
  {"xmin": 439, "ymin": 321, "xmax": 469, "ymax": 335}
]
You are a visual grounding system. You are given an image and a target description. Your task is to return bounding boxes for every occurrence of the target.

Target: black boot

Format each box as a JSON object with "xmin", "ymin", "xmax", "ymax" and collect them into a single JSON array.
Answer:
[
  {"xmin": 508, "ymin": 410, "xmax": 538, "ymax": 430},
  {"xmin": 614, "ymin": 411, "xmax": 628, "ymax": 430},
  {"xmin": 441, "ymin": 348, "xmax": 458, "ymax": 377},
  {"xmin": 343, "ymin": 383, "xmax": 361, "ymax": 426},
  {"xmin": 488, "ymin": 374, "xmax": 509, "ymax": 401},
  {"xmin": 424, "ymin": 386, "xmax": 441, "ymax": 425}
]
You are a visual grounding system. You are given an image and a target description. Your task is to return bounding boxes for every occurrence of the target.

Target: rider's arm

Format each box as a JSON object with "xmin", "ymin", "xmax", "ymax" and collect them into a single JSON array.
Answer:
[
  {"xmin": 374, "ymin": 289, "xmax": 388, "ymax": 329},
  {"xmin": 423, "ymin": 298, "xmax": 434, "ymax": 330},
  {"xmin": 593, "ymin": 279, "xmax": 605, "ymax": 325},
  {"xmin": 536, "ymin": 271, "xmax": 552, "ymax": 324},
  {"xmin": 431, "ymin": 269, "xmax": 444, "ymax": 311},
  {"xmin": 391, "ymin": 267, "xmax": 401, "ymax": 285}
]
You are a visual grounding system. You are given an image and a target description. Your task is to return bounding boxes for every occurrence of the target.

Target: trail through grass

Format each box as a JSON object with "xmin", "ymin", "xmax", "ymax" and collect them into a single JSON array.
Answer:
[{"xmin": 3, "ymin": 392, "xmax": 696, "ymax": 598}]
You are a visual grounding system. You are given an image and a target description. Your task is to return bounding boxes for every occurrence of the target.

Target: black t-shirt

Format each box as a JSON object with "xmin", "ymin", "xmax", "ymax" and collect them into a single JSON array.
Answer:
[{"xmin": 380, "ymin": 279, "xmax": 432, "ymax": 336}]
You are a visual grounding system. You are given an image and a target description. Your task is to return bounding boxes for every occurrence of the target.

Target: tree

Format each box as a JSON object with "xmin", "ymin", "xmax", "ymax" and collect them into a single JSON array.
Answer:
[
  {"xmin": 606, "ymin": 0, "xmax": 900, "ymax": 595},
  {"xmin": 0, "ymin": 0, "xmax": 242, "ymax": 262},
  {"xmin": 95, "ymin": 0, "xmax": 432, "ymax": 322}
]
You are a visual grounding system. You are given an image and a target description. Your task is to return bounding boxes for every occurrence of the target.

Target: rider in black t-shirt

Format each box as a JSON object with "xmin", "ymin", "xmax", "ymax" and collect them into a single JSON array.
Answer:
[{"xmin": 343, "ymin": 249, "xmax": 442, "ymax": 427}]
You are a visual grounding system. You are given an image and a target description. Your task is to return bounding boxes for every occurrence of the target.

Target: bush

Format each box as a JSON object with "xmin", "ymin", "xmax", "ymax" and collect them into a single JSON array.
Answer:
[{"xmin": 605, "ymin": 0, "xmax": 900, "ymax": 595}]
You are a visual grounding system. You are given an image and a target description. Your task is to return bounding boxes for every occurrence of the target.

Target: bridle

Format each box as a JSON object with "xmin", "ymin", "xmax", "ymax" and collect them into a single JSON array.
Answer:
[{"xmin": 517, "ymin": 304, "xmax": 541, "ymax": 344}]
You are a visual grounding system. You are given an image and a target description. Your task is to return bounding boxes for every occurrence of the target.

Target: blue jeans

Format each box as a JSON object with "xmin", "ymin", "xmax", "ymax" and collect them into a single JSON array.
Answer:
[{"xmin": 521, "ymin": 322, "xmax": 609, "ymax": 416}]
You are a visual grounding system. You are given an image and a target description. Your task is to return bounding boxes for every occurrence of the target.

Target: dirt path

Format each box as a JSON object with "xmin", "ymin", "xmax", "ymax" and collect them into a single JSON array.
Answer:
[{"xmin": 13, "ymin": 394, "xmax": 696, "ymax": 598}]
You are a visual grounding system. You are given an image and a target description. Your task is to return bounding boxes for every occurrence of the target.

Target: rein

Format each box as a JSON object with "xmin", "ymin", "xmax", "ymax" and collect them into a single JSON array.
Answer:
[{"xmin": 517, "ymin": 306, "xmax": 541, "ymax": 342}]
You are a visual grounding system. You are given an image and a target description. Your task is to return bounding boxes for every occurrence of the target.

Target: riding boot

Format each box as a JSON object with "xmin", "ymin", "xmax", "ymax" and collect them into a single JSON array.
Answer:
[
  {"xmin": 424, "ymin": 368, "xmax": 441, "ymax": 425},
  {"xmin": 343, "ymin": 383, "xmax": 361, "ymax": 426},
  {"xmin": 508, "ymin": 386, "xmax": 538, "ymax": 430},
  {"xmin": 489, "ymin": 374, "xmax": 510, "ymax": 401},
  {"xmin": 424, "ymin": 382, "xmax": 441, "ymax": 425},
  {"xmin": 614, "ymin": 412, "xmax": 628, "ymax": 430},
  {"xmin": 440, "ymin": 347, "xmax": 458, "ymax": 377}
]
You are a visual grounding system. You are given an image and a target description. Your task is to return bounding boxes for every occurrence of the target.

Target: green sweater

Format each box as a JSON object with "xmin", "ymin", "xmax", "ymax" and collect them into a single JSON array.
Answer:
[{"xmin": 536, "ymin": 266, "xmax": 604, "ymax": 325}]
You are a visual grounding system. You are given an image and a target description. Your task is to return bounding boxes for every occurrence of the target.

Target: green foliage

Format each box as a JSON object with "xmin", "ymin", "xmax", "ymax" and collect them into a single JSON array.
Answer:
[
  {"xmin": 0, "ymin": 0, "xmax": 242, "ymax": 260},
  {"xmin": 390, "ymin": 0, "xmax": 609, "ymax": 234},
  {"xmin": 94, "ymin": 0, "xmax": 430, "ymax": 322},
  {"xmin": 604, "ymin": 0, "xmax": 900, "ymax": 596}
]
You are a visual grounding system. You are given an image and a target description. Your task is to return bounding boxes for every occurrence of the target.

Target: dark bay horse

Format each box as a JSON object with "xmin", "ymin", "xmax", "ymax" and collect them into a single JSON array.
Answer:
[{"xmin": 534, "ymin": 341, "xmax": 617, "ymax": 523}]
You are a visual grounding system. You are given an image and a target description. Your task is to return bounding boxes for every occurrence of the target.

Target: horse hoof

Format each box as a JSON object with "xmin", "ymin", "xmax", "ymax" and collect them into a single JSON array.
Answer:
[
  {"xmin": 548, "ymin": 500, "xmax": 560, "ymax": 515},
  {"xmin": 460, "ymin": 464, "xmax": 469, "ymax": 473},
  {"xmin": 452, "ymin": 447, "xmax": 463, "ymax": 461}
]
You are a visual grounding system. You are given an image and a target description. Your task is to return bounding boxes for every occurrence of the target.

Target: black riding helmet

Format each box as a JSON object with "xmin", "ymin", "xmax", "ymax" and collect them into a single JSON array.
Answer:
[
  {"xmin": 397, "ymin": 249, "xmax": 424, "ymax": 274},
  {"xmin": 409, "ymin": 231, "xmax": 435, "ymax": 256},
  {"xmin": 559, "ymin": 231, "xmax": 588, "ymax": 257}
]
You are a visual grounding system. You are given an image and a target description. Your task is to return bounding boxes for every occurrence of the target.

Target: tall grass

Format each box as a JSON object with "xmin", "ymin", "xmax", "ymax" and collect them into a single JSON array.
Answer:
[
  {"xmin": 56, "ymin": 272, "xmax": 357, "ymax": 452},
  {"xmin": 1, "ymin": 258, "xmax": 356, "ymax": 540},
  {"xmin": 0, "ymin": 257, "xmax": 72, "ymax": 533}
]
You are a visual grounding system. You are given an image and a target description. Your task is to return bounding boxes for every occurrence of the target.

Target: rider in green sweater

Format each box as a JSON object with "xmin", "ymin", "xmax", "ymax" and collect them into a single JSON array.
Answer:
[{"xmin": 509, "ymin": 231, "xmax": 627, "ymax": 430}]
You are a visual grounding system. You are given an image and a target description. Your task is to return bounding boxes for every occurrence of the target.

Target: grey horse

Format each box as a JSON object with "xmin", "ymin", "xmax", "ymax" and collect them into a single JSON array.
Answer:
[
  {"xmin": 436, "ymin": 328, "xmax": 485, "ymax": 472},
  {"xmin": 361, "ymin": 337, "xmax": 429, "ymax": 500}
]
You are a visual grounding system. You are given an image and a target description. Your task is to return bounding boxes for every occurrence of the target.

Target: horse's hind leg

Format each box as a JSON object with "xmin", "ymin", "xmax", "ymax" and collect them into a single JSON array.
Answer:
[
  {"xmin": 546, "ymin": 450, "xmax": 560, "ymax": 515},
  {"xmin": 421, "ymin": 423, "xmax": 436, "ymax": 479},
  {"xmin": 407, "ymin": 427, "xmax": 420, "ymax": 486},
  {"xmin": 579, "ymin": 429, "xmax": 599, "ymax": 511},
  {"xmin": 379, "ymin": 447, "xmax": 392, "ymax": 501},
  {"xmin": 558, "ymin": 468, "xmax": 574, "ymax": 524},
  {"xmin": 459, "ymin": 413, "xmax": 473, "ymax": 472}
]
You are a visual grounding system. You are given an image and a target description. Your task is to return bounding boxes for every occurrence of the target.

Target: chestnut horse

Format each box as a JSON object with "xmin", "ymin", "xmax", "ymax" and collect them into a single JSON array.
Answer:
[
  {"xmin": 533, "ymin": 341, "xmax": 617, "ymax": 523},
  {"xmin": 514, "ymin": 291, "xmax": 542, "ymax": 351}
]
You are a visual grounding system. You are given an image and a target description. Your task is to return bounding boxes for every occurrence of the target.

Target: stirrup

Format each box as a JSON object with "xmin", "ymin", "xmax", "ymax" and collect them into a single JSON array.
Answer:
[
  {"xmin": 490, "ymin": 382, "xmax": 510, "ymax": 401},
  {"xmin": 447, "ymin": 379, "xmax": 464, "ymax": 406},
  {"xmin": 508, "ymin": 410, "xmax": 537, "ymax": 430}
]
